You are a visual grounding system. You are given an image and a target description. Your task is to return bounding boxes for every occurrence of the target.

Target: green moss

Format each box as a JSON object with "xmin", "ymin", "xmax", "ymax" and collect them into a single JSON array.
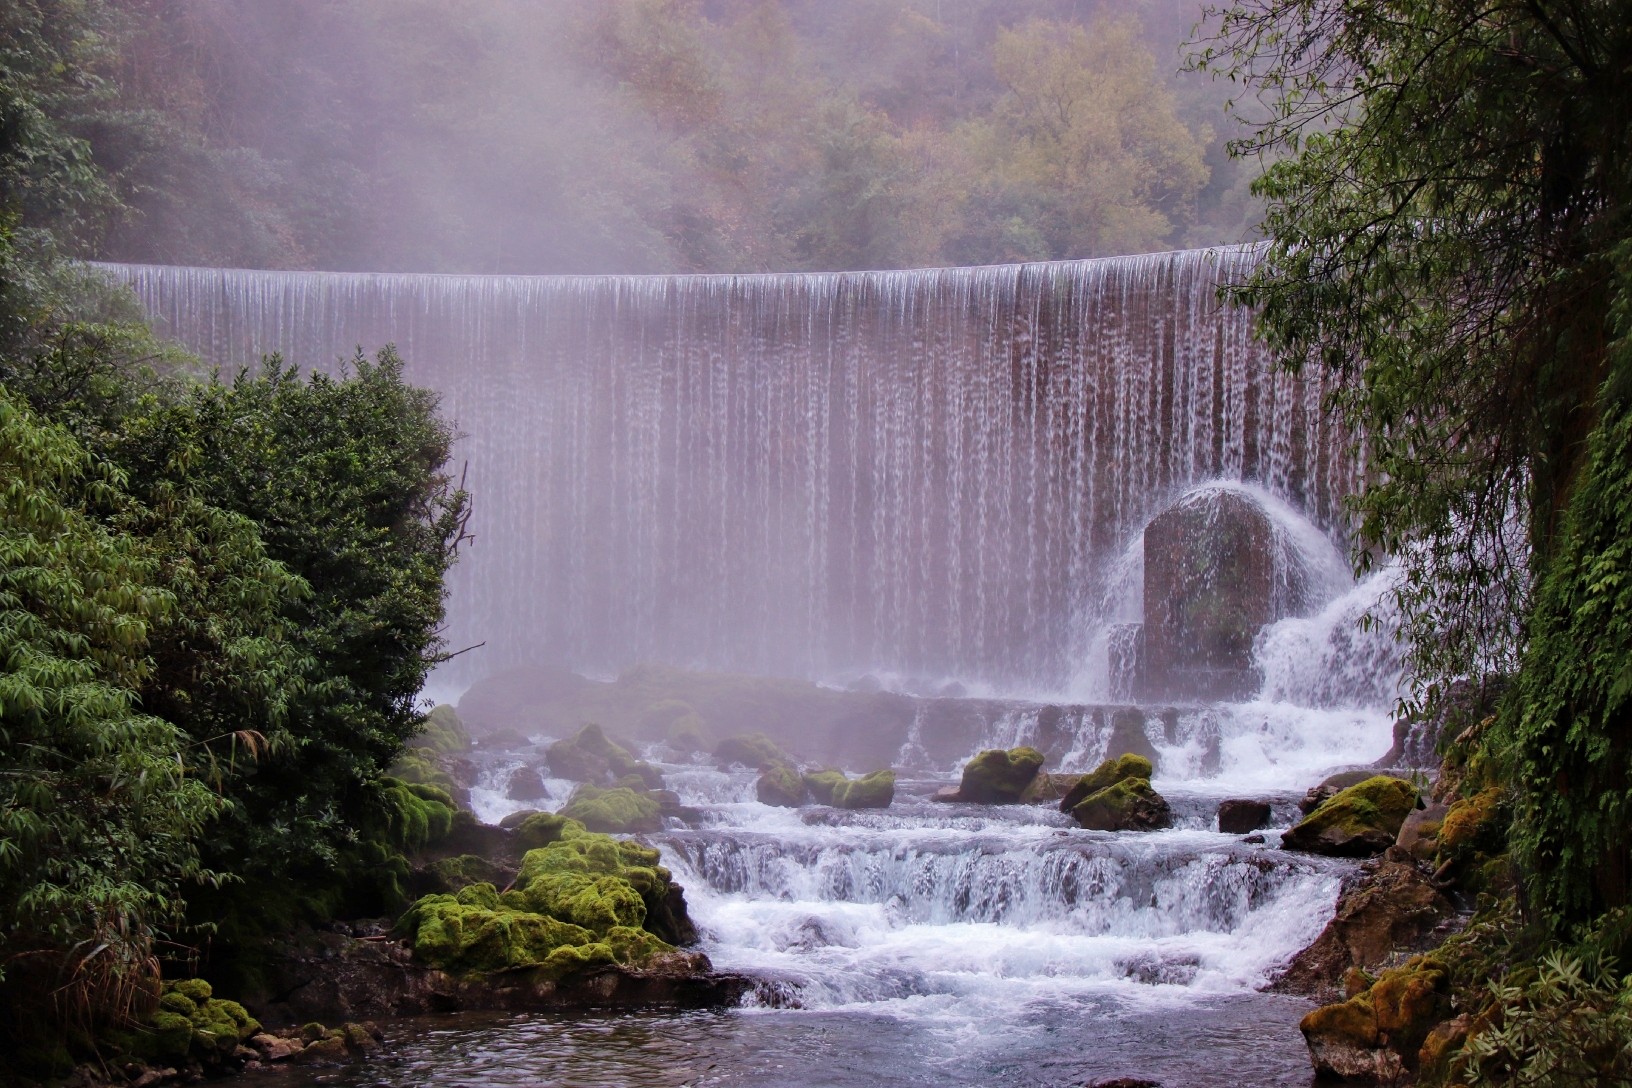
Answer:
[
  {"xmin": 560, "ymin": 783, "xmax": 664, "ymax": 833},
  {"xmin": 715, "ymin": 732, "xmax": 788, "ymax": 768},
  {"xmin": 300, "ymin": 1022, "xmax": 328, "ymax": 1042},
  {"xmin": 832, "ymin": 769, "xmax": 895, "ymax": 809},
  {"xmin": 1059, "ymin": 753, "xmax": 1155, "ymax": 811},
  {"xmin": 1281, "ymin": 775, "xmax": 1419, "ymax": 856},
  {"xmin": 396, "ymin": 826, "xmax": 680, "ymax": 980},
  {"xmin": 388, "ymin": 748, "xmax": 460, "ymax": 795},
  {"xmin": 430, "ymin": 853, "xmax": 502, "ymax": 892},
  {"xmin": 413, "ymin": 704, "xmax": 472, "ymax": 754},
  {"xmin": 802, "ymin": 769, "xmax": 848, "ymax": 805},
  {"xmin": 378, "ymin": 776, "xmax": 457, "ymax": 854},
  {"xmin": 756, "ymin": 761, "xmax": 805, "ymax": 806},
  {"xmin": 144, "ymin": 1010, "xmax": 194, "ymax": 1060},
  {"xmin": 158, "ymin": 990, "xmax": 197, "ymax": 1017},
  {"xmin": 1070, "ymin": 777, "xmax": 1172, "ymax": 831},
  {"xmin": 515, "ymin": 812, "xmax": 583, "ymax": 850},
  {"xmin": 1438, "ymin": 786, "xmax": 1508, "ymax": 857},
  {"xmin": 548, "ymin": 724, "xmax": 664, "ymax": 789},
  {"xmin": 956, "ymin": 747, "xmax": 1045, "ymax": 803},
  {"xmin": 170, "ymin": 977, "xmax": 212, "ymax": 1003}
]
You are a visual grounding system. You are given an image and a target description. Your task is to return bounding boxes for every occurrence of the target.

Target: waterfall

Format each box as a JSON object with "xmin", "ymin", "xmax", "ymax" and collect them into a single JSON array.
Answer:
[{"xmin": 100, "ymin": 245, "xmax": 1355, "ymax": 691}]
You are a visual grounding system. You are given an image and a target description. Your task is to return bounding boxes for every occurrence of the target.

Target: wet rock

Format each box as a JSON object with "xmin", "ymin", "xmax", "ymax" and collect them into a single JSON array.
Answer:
[
  {"xmin": 1299, "ymin": 769, "xmax": 1380, "ymax": 814},
  {"xmin": 1299, "ymin": 955, "xmax": 1451, "ymax": 1080},
  {"xmin": 1417, "ymin": 1012, "xmax": 1473, "ymax": 1081},
  {"xmin": 559, "ymin": 783, "xmax": 664, "ymax": 833},
  {"xmin": 1396, "ymin": 803, "xmax": 1449, "ymax": 862},
  {"xmin": 1282, "ymin": 776, "xmax": 1419, "ymax": 857},
  {"xmin": 249, "ymin": 1034, "xmax": 302, "ymax": 1061},
  {"xmin": 1104, "ymin": 707, "xmax": 1159, "ymax": 766},
  {"xmin": 514, "ymin": 811, "xmax": 577, "ymax": 849},
  {"xmin": 715, "ymin": 732, "xmax": 789, "ymax": 769},
  {"xmin": 1275, "ymin": 852, "xmax": 1456, "ymax": 996},
  {"xmin": 1071, "ymin": 778, "xmax": 1172, "ymax": 832},
  {"xmin": 755, "ymin": 762, "xmax": 805, "ymax": 807},
  {"xmin": 1241, "ymin": 833, "xmax": 1265, "ymax": 844},
  {"xmin": 1018, "ymin": 772, "xmax": 1084, "ymax": 804},
  {"xmin": 547, "ymin": 724, "xmax": 663, "ymax": 788},
  {"xmin": 1059, "ymin": 753, "xmax": 1154, "ymax": 812},
  {"xmin": 289, "ymin": 1035, "xmax": 346, "ymax": 1063},
  {"xmin": 1086, "ymin": 1080, "xmax": 1163, "ymax": 1088},
  {"xmin": 832, "ymin": 769, "xmax": 894, "ymax": 809},
  {"xmin": 499, "ymin": 809, "xmax": 540, "ymax": 830},
  {"xmin": 1216, "ymin": 799, "xmax": 1272, "ymax": 834},
  {"xmin": 1139, "ymin": 487, "xmax": 1287, "ymax": 701},
  {"xmin": 939, "ymin": 747, "xmax": 1045, "ymax": 804},
  {"xmin": 505, "ymin": 765, "xmax": 549, "ymax": 802},
  {"xmin": 801, "ymin": 769, "xmax": 848, "ymax": 805}
]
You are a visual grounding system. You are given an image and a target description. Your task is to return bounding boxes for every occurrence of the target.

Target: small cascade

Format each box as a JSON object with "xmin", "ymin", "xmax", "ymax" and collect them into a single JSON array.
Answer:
[{"xmin": 100, "ymin": 247, "xmax": 1355, "ymax": 692}]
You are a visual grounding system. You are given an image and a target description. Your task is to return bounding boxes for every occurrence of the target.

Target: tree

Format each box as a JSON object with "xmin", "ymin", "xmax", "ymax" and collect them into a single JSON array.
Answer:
[
  {"xmin": 1195, "ymin": 0, "xmax": 1632, "ymax": 929},
  {"xmin": 949, "ymin": 16, "xmax": 1208, "ymax": 261}
]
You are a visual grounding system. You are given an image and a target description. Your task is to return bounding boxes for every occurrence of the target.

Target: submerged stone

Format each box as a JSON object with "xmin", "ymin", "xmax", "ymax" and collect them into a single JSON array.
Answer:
[{"xmin": 1282, "ymin": 776, "xmax": 1419, "ymax": 857}]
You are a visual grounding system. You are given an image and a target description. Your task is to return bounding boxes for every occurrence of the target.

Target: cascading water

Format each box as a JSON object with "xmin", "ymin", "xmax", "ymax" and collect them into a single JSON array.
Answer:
[
  {"xmin": 117, "ymin": 246, "xmax": 1403, "ymax": 1086},
  {"xmin": 100, "ymin": 246, "xmax": 1355, "ymax": 692}
]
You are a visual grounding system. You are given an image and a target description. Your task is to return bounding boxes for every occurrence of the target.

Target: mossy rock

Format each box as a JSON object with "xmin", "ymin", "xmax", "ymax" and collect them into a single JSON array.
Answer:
[
  {"xmin": 499, "ymin": 808, "xmax": 540, "ymax": 830},
  {"xmin": 429, "ymin": 853, "xmax": 503, "ymax": 892},
  {"xmin": 140, "ymin": 1010, "xmax": 194, "ymax": 1061},
  {"xmin": 170, "ymin": 977, "xmax": 212, "ymax": 1003},
  {"xmin": 1369, "ymin": 956, "xmax": 1451, "ymax": 1056},
  {"xmin": 397, "ymin": 825, "xmax": 682, "ymax": 981},
  {"xmin": 832, "ymin": 769, "xmax": 894, "ymax": 809},
  {"xmin": 1282, "ymin": 775, "xmax": 1419, "ymax": 857},
  {"xmin": 413, "ymin": 704, "xmax": 472, "ymax": 754},
  {"xmin": 665, "ymin": 712, "xmax": 711, "ymax": 754},
  {"xmin": 389, "ymin": 748, "xmax": 461, "ymax": 796},
  {"xmin": 1058, "ymin": 753, "xmax": 1154, "ymax": 812},
  {"xmin": 1436, "ymin": 786, "xmax": 1508, "ymax": 862},
  {"xmin": 756, "ymin": 761, "xmax": 805, "ymax": 806},
  {"xmin": 715, "ymin": 732, "xmax": 788, "ymax": 769},
  {"xmin": 560, "ymin": 783, "xmax": 664, "ymax": 833},
  {"xmin": 954, "ymin": 747, "xmax": 1045, "ymax": 804},
  {"xmin": 515, "ymin": 812, "xmax": 582, "ymax": 849},
  {"xmin": 802, "ymin": 768, "xmax": 848, "ymax": 805},
  {"xmin": 378, "ymin": 776, "xmax": 457, "ymax": 854},
  {"xmin": 1018, "ymin": 772, "xmax": 1085, "ymax": 804},
  {"xmin": 547, "ymin": 724, "xmax": 663, "ymax": 788},
  {"xmin": 1070, "ymin": 777, "xmax": 1172, "ymax": 831}
]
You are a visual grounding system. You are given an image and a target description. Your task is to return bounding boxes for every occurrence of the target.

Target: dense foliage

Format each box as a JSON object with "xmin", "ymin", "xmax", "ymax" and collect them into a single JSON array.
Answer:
[
  {"xmin": 73, "ymin": 0, "xmax": 1250, "ymax": 273},
  {"xmin": 1197, "ymin": 0, "xmax": 1632, "ymax": 696}
]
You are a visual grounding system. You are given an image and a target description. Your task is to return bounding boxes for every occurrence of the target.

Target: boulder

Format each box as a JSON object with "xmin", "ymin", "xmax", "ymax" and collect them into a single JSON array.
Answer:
[
  {"xmin": 514, "ymin": 812, "xmax": 579, "ymax": 849},
  {"xmin": 505, "ymin": 765, "xmax": 548, "ymax": 802},
  {"xmin": 1139, "ymin": 487, "xmax": 1288, "ymax": 701},
  {"xmin": 250, "ymin": 1034, "xmax": 302, "ymax": 1061},
  {"xmin": 1059, "ymin": 753, "xmax": 1155, "ymax": 812},
  {"xmin": 715, "ymin": 732, "xmax": 789, "ymax": 769},
  {"xmin": 1104, "ymin": 707, "xmax": 1159, "ymax": 766},
  {"xmin": 832, "ymin": 769, "xmax": 895, "ymax": 809},
  {"xmin": 801, "ymin": 769, "xmax": 848, "ymax": 805},
  {"xmin": 1396, "ymin": 803, "xmax": 1450, "ymax": 862},
  {"xmin": 1275, "ymin": 852, "xmax": 1457, "ymax": 995},
  {"xmin": 1217, "ymin": 799, "xmax": 1272, "ymax": 834},
  {"xmin": 938, "ymin": 747, "xmax": 1045, "ymax": 804},
  {"xmin": 499, "ymin": 809, "xmax": 540, "ymax": 830},
  {"xmin": 1436, "ymin": 786, "xmax": 1507, "ymax": 860},
  {"xmin": 1418, "ymin": 1013, "xmax": 1473, "ymax": 1082},
  {"xmin": 755, "ymin": 762, "xmax": 805, "ymax": 807},
  {"xmin": 1071, "ymin": 777, "xmax": 1173, "ymax": 832},
  {"xmin": 665, "ymin": 712, "xmax": 711, "ymax": 755},
  {"xmin": 1299, "ymin": 769, "xmax": 1381, "ymax": 814},
  {"xmin": 1018, "ymin": 772, "xmax": 1084, "ymax": 804},
  {"xmin": 547, "ymin": 724, "xmax": 663, "ymax": 788},
  {"xmin": 1282, "ymin": 776, "xmax": 1419, "ymax": 857},
  {"xmin": 1299, "ymin": 956, "xmax": 1451, "ymax": 1080},
  {"xmin": 559, "ymin": 784, "xmax": 664, "ymax": 833}
]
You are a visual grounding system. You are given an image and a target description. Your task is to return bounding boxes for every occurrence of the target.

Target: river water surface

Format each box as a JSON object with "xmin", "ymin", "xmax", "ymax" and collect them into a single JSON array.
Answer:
[{"xmin": 272, "ymin": 700, "xmax": 1394, "ymax": 1088}]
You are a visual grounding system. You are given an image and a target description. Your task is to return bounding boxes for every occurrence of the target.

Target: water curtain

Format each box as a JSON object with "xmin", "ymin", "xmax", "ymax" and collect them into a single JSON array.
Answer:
[{"xmin": 102, "ymin": 245, "xmax": 1353, "ymax": 690}]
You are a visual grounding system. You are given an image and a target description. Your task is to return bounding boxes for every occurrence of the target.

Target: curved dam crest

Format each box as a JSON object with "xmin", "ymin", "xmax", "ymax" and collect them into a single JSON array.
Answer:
[{"xmin": 101, "ymin": 245, "xmax": 1356, "ymax": 694}]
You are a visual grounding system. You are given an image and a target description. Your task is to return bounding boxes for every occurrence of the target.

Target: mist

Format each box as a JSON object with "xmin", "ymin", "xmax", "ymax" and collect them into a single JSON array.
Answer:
[{"xmin": 91, "ymin": 0, "xmax": 1262, "ymax": 275}]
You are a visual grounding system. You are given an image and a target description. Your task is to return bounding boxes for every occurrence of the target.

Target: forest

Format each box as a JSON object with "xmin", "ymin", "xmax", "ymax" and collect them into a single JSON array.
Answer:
[{"xmin": 2, "ymin": 0, "xmax": 1632, "ymax": 1084}]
